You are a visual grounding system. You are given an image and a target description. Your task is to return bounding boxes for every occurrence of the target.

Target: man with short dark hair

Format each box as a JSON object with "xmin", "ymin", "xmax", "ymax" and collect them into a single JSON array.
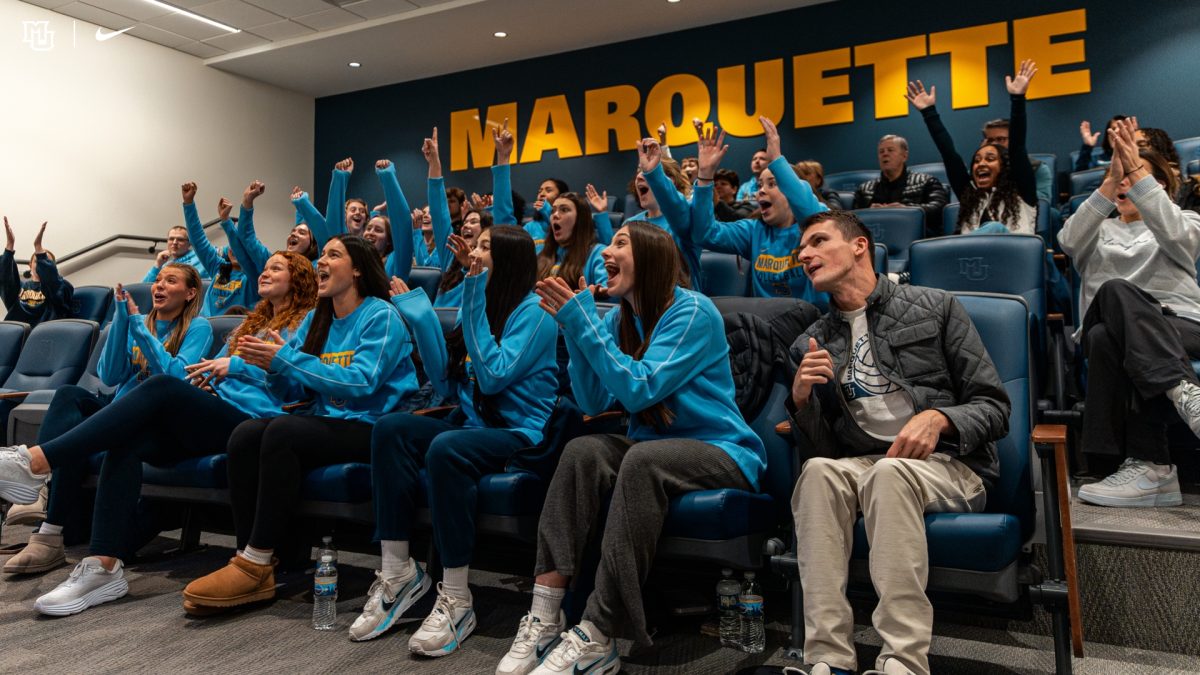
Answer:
[
  {"xmin": 982, "ymin": 118, "xmax": 1053, "ymax": 203},
  {"xmin": 787, "ymin": 210, "xmax": 1010, "ymax": 675},
  {"xmin": 142, "ymin": 225, "xmax": 207, "ymax": 282},
  {"xmin": 736, "ymin": 148, "xmax": 769, "ymax": 200},
  {"xmin": 852, "ymin": 135, "xmax": 948, "ymax": 238}
]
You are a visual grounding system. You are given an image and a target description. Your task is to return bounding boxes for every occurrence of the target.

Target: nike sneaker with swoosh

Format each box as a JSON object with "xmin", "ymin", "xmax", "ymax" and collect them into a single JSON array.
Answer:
[
  {"xmin": 530, "ymin": 625, "xmax": 620, "ymax": 675},
  {"xmin": 1077, "ymin": 458, "xmax": 1182, "ymax": 507},
  {"xmin": 496, "ymin": 610, "xmax": 566, "ymax": 675},
  {"xmin": 348, "ymin": 564, "xmax": 432, "ymax": 641},
  {"xmin": 408, "ymin": 583, "xmax": 477, "ymax": 656}
]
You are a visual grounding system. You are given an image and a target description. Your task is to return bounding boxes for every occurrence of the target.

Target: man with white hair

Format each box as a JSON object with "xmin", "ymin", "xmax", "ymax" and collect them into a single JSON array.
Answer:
[{"xmin": 852, "ymin": 134, "xmax": 948, "ymax": 238}]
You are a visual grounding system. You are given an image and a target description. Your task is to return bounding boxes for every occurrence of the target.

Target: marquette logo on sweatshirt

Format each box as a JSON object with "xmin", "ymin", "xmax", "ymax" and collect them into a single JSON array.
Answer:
[
  {"xmin": 321, "ymin": 350, "xmax": 355, "ymax": 367},
  {"xmin": 213, "ymin": 279, "xmax": 243, "ymax": 293},
  {"xmin": 754, "ymin": 252, "xmax": 803, "ymax": 275},
  {"xmin": 131, "ymin": 346, "xmax": 150, "ymax": 379},
  {"xmin": 18, "ymin": 288, "xmax": 45, "ymax": 308}
]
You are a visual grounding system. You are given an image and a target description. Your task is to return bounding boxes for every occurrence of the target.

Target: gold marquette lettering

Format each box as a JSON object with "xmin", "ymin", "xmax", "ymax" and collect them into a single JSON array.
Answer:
[
  {"xmin": 928, "ymin": 23, "xmax": 1010, "ymax": 109},
  {"xmin": 521, "ymin": 95, "xmax": 584, "ymax": 163},
  {"xmin": 320, "ymin": 350, "xmax": 355, "ymax": 367},
  {"xmin": 449, "ymin": 102, "xmax": 518, "ymax": 171},
  {"xmin": 716, "ymin": 59, "xmax": 785, "ymax": 137},
  {"xmin": 1013, "ymin": 9, "xmax": 1091, "ymax": 100},
  {"xmin": 792, "ymin": 48, "xmax": 854, "ymax": 128},
  {"xmin": 584, "ymin": 85, "xmax": 642, "ymax": 155},
  {"xmin": 854, "ymin": 35, "xmax": 928, "ymax": 119},
  {"xmin": 644, "ymin": 74, "xmax": 712, "ymax": 147}
]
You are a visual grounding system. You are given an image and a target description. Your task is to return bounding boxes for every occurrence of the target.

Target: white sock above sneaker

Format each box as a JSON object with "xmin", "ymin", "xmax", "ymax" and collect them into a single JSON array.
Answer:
[
  {"xmin": 578, "ymin": 619, "xmax": 610, "ymax": 645},
  {"xmin": 239, "ymin": 546, "xmax": 272, "ymax": 566},
  {"xmin": 37, "ymin": 522, "xmax": 63, "ymax": 536},
  {"xmin": 381, "ymin": 540, "xmax": 414, "ymax": 581},
  {"xmin": 441, "ymin": 565, "xmax": 471, "ymax": 602},
  {"xmin": 530, "ymin": 583, "xmax": 566, "ymax": 624}
]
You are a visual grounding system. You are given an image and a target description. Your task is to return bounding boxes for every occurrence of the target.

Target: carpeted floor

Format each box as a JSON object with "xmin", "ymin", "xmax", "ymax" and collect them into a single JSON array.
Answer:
[{"xmin": 1, "ymin": 524, "xmax": 1198, "ymax": 674}]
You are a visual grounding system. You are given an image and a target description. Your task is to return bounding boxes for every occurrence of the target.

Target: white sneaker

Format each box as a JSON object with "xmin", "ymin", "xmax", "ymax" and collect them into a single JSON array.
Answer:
[
  {"xmin": 408, "ymin": 583, "xmax": 477, "ymax": 656},
  {"xmin": 34, "ymin": 557, "xmax": 128, "ymax": 616},
  {"xmin": 496, "ymin": 611, "xmax": 566, "ymax": 675},
  {"xmin": 1173, "ymin": 379, "xmax": 1200, "ymax": 439},
  {"xmin": 531, "ymin": 625, "xmax": 620, "ymax": 675},
  {"xmin": 0, "ymin": 445, "xmax": 49, "ymax": 505},
  {"xmin": 349, "ymin": 564, "xmax": 432, "ymax": 641},
  {"xmin": 1077, "ymin": 458, "xmax": 1182, "ymax": 507}
]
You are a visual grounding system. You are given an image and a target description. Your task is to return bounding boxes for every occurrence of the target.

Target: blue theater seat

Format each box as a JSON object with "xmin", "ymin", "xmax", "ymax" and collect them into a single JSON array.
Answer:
[
  {"xmin": 834, "ymin": 190, "xmax": 856, "ymax": 210},
  {"xmin": 873, "ymin": 243, "xmax": 888, "ymax": 275},
  {"xmin": 701, "ymin": 251, "xmax": 748, "ymax": 296},
  {"xmin": 1030, "ymin": 153, "xmax": 1058, "ymax": 197},
  {"xmin": 205, "ymin": 315, "xmax": 245, "ymax": 358},
  {"xmin": 824, "ymin": 169, "xmax": 879, "ymax": 193},
  {"xmin": 121, "ymin": 283, "xmax": 154, "ymax": 315},
  {"xmin": 1187, "ymin": 159, "xmax": 1199, "ymax": 180},
  {"xmin": 8, "ymin": 324, "xmax": 110, "ymax": 445},
  {"xmin": 0, "ymin": 319, "xmax": 97, "ymax": 433},
  {"xmin": 1069, "ymin": 167, "xmax": 1106, "ymax": 197},
  {"xmin": 0, "ymin": 321, "xmax": 30, "ymax": 386},
  {"xmin": 852, "ymin": 207, "xmax": 925, "ymax": 273},
  {"xmin": 908, "ymin": 161, "xmax": 949, "ymax": 195},
  {"xmin": 408, "ymin": 266, "xmax": 443, "ymax": 302},
  {"xmin": 1174, "ymin": 136, "xmax": 1200, "ymax": 173},
  {"xmin": 72, "ymin": 286, "xmax": 113, "ymax": 326}
]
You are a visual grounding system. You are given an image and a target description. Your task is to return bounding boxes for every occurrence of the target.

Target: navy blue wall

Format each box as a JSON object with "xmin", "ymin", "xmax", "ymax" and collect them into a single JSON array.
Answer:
[{"xmin": 314, "ymin": 0, "xmax": 1200, "ymax": 211}]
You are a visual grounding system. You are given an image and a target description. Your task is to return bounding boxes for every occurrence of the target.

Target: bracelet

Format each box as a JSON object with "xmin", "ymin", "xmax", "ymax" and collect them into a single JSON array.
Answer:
[
  {"xmin": 696, "ymin": 175, "xmax": 715, "ymax": 182},
  {"xmin": 1124, "ymin": 165, "xmax": 1145, "ymax": 177}
]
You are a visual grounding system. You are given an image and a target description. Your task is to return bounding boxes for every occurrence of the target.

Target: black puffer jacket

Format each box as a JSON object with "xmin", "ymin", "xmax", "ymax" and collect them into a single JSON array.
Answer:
[
  {"xmin": 787, "ymin": 275, "xmax": 1010, "ymax": 492},
  {"xmin": 714, "ymin": 297, "xmax": 820, "ymax": 421}
]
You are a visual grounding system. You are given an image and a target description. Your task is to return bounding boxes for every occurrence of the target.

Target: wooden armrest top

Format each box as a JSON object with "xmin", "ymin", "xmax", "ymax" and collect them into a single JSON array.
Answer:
[
  {"xmin": 584, "ymin": 410, "xmax": 624, "ymax": 424},
  {"xmin": 1032, "ymin": 424, "xmax": 1068, "ymax": 444},
  {"xmin": 775, "ymin": 420, "xmax": 792, "ymax": 435},
  {"xmin": 1047, "ymin": 312, "xmax": 1064, "ymax": 322},
  {"xmin": 0, "ymin": 391, "xmax": 32, "ymax": 400},
  {"xmin": 414, "ymin": 405, "xmax": 456, "ymax": 417}
]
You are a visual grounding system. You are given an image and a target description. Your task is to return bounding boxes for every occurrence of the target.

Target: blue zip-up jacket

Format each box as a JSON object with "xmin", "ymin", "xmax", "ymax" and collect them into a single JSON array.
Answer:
[
  {"xmin": 219, "ymin": 217, "xmax": 260, "ymax": 292},
  {"xmin": 415, "ymin": 175, "xmax": 454, "ymax": 272},
  {"xmin": 375, "ymin": 163, "xmax": 416, "ymax": 280},
  {"xmin": 182, "ymin": 202, "xmax": 254, "ymax": 316},
  {"xmin": 143, "ymin": 249, "xmax": 207, "ymax": 283},
  {"xmin": 269, "ymin": 297, "xmax": 415, "ymax": 423},
  {"xmin": 736, "ymin": 175, "xmax": 760, "ymax": 201},
  {"xmin": 99, "ymin": 299, "xmax": 213, "ymax": 400},
  {"xmin": 557, "ymin": 286, "xmax": 766, "ymax": 490},
  {"xmin": 691, "ymin": 156, "xmax": 829, "ymax": 304},
  {"xmin": 209, "ymin": 328, "xmax": 296, "ymax": 418},
  {"xmin": 236, "ymin": 202, "xmax": 301, "ymax": 281},
  {"xmin": 548, "ymin": 243, "xmax": 608, "ymax": 286},
  {"xmin": 524, "ymin": 220, "xmax": 548, "ymax": 251},
  {"xmin": 293, "ymin": 168, "xmax": 351, "ymax": 252},
  {"xmin": 392, "ymin": 271, "xmax": 558, "ymax": 444},
  {"xmin": 639, "ymin": 164, "xmax": 704, "ymax": 291},
  {"xmin": 491, "ymin": 164, "xmax": 517, "ymax": 226}
]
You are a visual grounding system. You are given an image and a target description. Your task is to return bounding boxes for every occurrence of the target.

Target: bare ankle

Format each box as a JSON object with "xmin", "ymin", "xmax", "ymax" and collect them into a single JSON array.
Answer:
[
  {"xmin": 95, "ymin": 556, "xmax": 121, "ymax": 572},
  {"xmin": 535, "ymin": 571, "xmax": 570, "ymax": 589},
  {"xmin": 27, "ymin": 446, "xmax": 50, "ymax": 475}
]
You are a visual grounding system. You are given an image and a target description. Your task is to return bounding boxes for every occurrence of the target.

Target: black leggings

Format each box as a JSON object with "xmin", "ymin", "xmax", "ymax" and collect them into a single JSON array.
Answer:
[
  {"xmin": 227, "ymin": 415, "xmax": 373, "ymax": 551},
  {"xmin": 39, "ymin": 375, "xmax": 250, "ymax": 559}
]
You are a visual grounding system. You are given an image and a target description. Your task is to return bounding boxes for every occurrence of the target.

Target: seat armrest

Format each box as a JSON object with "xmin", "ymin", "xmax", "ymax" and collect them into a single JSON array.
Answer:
[
  {"xmin": 414, "ymin": 406, "xmax": 456, "ymax": 418},
  {"xmin": 775, "ymin": 420, "xmax": 792, "ymax": 435}
]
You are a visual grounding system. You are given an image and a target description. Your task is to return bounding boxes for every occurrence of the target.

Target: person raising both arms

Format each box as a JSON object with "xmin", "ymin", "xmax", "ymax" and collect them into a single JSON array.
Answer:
[
  {"xmin": 179, "ymin": 183, "xmax": 256, "ymax": 316},
  {"xmin": 236, "ymin": 181, "xmax": 319, "ymax": 281},
  {"xmin": 292, "ymin": 157, "xmax": 370, "ymax": 249},
  {"xmin": 1, "ymin": 219, "xmax": 74, "ymax": 325}
]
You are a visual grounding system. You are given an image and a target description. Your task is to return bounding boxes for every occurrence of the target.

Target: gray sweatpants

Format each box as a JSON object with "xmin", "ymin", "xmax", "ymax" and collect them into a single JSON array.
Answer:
[{"xmin": 535, "ymin": 434, "xmax": 750, "ymax": 647}]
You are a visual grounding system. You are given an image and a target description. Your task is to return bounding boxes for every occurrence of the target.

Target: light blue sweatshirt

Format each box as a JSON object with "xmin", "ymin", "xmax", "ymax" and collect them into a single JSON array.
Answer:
[
  {"xmin": 736, "ymin": 175, "xmax": 760, "ymax": 201},
  {"xmin": 375, "ymin": 163, "xmax": 416, "ymax": 280},
  {"xmin": 293, "ymin": 168, "xmax": 351, "ymax": 252},
  {"xmin": 392, "ymin": 271, "xmax": 558, "ymax": 444},
  {"xmin": 209, "ymin": 328, "xmax": 296, "ymax": 419},
  {"xmin": 143, "ymin": 249, "xmax": 207, "ymax": 283},
  {"xmin": 546, "ymin": 243, "xmax": 608, "ymax": 287},
  {"xmin": 639, "ymin": 164, "xmax": 704, "ymax": 291},
  {"xmin": 181, "ymin": 202, "xmax": 255, "ymax": 316},
  {"xmin": 557, "ymin": 287, "xmax": 766, "ymax": 490},
  {"xmin": 219, "ymin": 217, "xmax": 260, "ymax": 291},
  {"xmin": 236, "ymin": 203, "xmax": 296, "ymax": 280},
  {"xmin": 691, "ymin": 156, "xmax": 829, "ymax": 304},
  {"xmin": 418, "ymin": 175, "xmax": 454, "ymax": 273},
  {"xmin": 269, "ymin": 296, "xmax": 415, "ymax": 423},
  {"xmin": 98, "ymin": 299, "xmax": 213, "ymax": 400}
]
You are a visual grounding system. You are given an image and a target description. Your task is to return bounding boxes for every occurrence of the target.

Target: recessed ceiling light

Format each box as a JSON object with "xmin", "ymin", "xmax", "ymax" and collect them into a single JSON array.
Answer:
[
  {"xmin": 348, "ymin": 62, "xmax": 361, "ymax": 68},
  {"xmin": 138, "ymin": 0, "xmax": 239, "ymax": 33},
  {"xmin": 494, "ymin": 31, "xmax": 507, "ymax": 38},
  {"xmin": 667, "ymin": 0, "xmax": 681, "ymax": 3}
]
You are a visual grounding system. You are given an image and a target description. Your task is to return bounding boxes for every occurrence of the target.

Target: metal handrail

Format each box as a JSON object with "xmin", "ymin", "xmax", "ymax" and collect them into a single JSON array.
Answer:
[{"xmin": 14, "ymin": 217, "xmax": 228, "ymax": 267}]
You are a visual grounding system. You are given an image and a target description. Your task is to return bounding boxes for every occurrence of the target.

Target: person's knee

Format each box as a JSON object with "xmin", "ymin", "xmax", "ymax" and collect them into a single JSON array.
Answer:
[
  {"xmin": 226, "ymin": 420, "xmax": 267, "ymax": 461},
  {"xmin": 259, "ymin": 417, "xmax": 308, "ymax": 457},
  {"xmin": 559, "ymin": 435, "xmax": 608, "ymax": 473},
  {"xmin": 857, "ymin": 458, "xmax": 910, "ymax": 502},
  {"xmin": 1093, "ymin": 278, "xmax": 1140, "ymax": 308},
  {"xmin": 425, "ymin": 433, "xmax": 466, "ymax": 476},
  {"xmin": 793, "ymin": 457, "xmax": 849, "ymax": 508},
  {"xmin": 370, "ymin": 414, "xmax": 410, "ymax": 459},
  {"xmin": 1084, "ymin": 322, "xmax": 1115, "ymax": 358}
]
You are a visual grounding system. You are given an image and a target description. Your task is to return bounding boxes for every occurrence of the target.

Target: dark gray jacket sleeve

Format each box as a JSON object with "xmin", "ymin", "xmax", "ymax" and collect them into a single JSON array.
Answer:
[
  {"xmin": 786, "ymin": 329, "xmax": 841, "ymax": 459},
  {"xmin": 932, "ymin": 295, "xmax": 1011, "ymax": 454}
]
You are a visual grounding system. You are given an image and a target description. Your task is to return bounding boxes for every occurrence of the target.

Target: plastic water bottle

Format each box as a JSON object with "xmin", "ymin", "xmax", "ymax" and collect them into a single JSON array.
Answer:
[
  {"xmin": 717, "ymin": 568, "xmax": 742, "ymax": 647},
  {"xmin": 312, "ymin": 554, "xmax": 338, "ymax": 630},
  {"xmin": 317, "ymin": 535, "xmax": 337, "ymax": 565},
  {"xmin": 738, "ymin": 571, "xmax": 765, "ymax": 653}
]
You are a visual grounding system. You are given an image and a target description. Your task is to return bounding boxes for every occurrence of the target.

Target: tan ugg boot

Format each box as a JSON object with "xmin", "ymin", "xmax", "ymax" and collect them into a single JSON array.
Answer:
[
  {"xmin": 182, "ymin": 555, "xmax": 276, "ymax": 608},
  {"xmin": 2, "ymin": 531, "xmax": 66, "ymax": 574},
  {"xmin": 5, "ymin": 485, "xmax": 48, "ymax": 525}
]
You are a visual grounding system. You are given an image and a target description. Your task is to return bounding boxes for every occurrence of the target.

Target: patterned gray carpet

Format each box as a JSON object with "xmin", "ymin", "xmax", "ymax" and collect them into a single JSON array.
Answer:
[{"xmin": 1, "ymin": 525, "xmax": 1197, "ymax": 674}]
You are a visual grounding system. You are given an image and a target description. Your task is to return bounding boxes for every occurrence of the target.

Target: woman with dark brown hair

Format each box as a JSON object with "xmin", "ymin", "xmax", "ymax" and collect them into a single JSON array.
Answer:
[
  {"xmin": 495, "ymin": 221, "xmax": 766, "ymax": 675},
  {"xmin": 536, "ymin": 192, "xmax": 607, "ymax": 289}
]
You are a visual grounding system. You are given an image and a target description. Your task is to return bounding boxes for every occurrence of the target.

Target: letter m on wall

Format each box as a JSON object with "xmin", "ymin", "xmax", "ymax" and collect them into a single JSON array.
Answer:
[{"xmin": 450, "ymin": 103, "xmax": 518, "ymax": 171}]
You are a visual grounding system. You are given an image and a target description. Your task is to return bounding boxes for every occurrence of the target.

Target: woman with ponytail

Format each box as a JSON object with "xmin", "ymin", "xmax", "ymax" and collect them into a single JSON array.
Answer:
[
  {"xmin": 495, "ymin": 221, "xmax": 765, "ymax": 675},
  {"xmin": 182, "ymin": 235, "xmax": 417, "ymax": 612},
  {"xmin": 348, "ymin": 225, "xmax": 557, "ymax": 654},
  {"xmin": 0, "ymin": 252, "xmax": 319, "ymax": 616}
]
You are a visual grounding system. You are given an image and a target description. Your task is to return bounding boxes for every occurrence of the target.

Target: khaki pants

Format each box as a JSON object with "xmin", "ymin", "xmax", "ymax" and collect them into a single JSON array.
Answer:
[{"xmin": 792, "ymin": 454, "xmax": 986, "ymax": 675}]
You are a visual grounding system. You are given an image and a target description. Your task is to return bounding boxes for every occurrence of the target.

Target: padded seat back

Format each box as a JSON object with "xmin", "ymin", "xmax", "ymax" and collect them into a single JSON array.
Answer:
[
  {"xmin": 942, "ymin": 202, "xmax": 960, "ymax": 236},
  {"xmin": 72, "ymin": 286, "xmax": 112, "ymax": 326},
  {"xmin": 824, "ymin": 169, "xmax": 878, "ymax": 193},
  {"xmin": 1174, "ymin": 136, "xmax": 1200, "ymax": 172},
  {"xmin": 701, "ymin": 251, "xmax": 748, "ymax": 297},
  {"xmin": 206, "ymin": 315, "xmax": 246, "ymax": 358},
  {"xmin": 122, "ymin": 283, "xmax": 154, "ymax": 316},
  {"xmin": 953, "ymin": 293, "xmax": 1034, "ymax": 530},
  {"xmin": 1068, "ymin": 167, "xmax": 1106, "ymax": 197},
  {"xmin": 434, "ymin": 307, "xmax": 459, "ymax": 335},
  {"xmin": 908, "ymin": 162, "xmax": 949, "ymax": 195},
  {"xmin": 1029, "ymin": 153, "xmax": 1058, "ymax": 196},
  {"xmin": 873, "ymin": 243, "xmax": 888, "ymax": 275},
  {"xmin": 75, "ymin": 326, "xmax": 117, "ymax": 396},
  {"xmin": 4, "ymin": 319, "xmax": 96, "ymax": 391},
  {"xmin": 1188, "ymin": 159, "xmax": 1199, "ymax": 180},
  {"xmin": 835, "ymin": 190, "xmax": 856, "ymax": 210},
  {"xmin": 408, "ymin": 266, "xmax": 442, "ymax": 302},
  {"xmin": 0, "ymin": 321, "xmax": 30, "ymax": 384},
  {"xmin": 852, "ymin": 207, "xmax": 925, "ymax": 273}
]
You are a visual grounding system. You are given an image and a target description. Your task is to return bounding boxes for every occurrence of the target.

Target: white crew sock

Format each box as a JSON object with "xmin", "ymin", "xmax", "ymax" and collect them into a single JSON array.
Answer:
[
  {"xmin": 530, "ymin": 584, "xmax": 566, "ymax": 624},
  {"xmin": 441, "ymin": 565, "xmax": 471, "ymax": 602},
  {"xmin": 1166, "ymin": 381, "xmax": 1185, "ymax": 405},
  {"xmin": 578, "ymin": 619, "xmax": 610, "ymax": 645},
  {"xmin": 239, "ymin": 545, "xmax": 273, "ymax": 566},
  {"xmin": 37, "ymin": 522, "xmax": 63, "ymax": 536},
  {"xmin": 381, "ymin": 540, "xmax": 413, "ymax": 581}
]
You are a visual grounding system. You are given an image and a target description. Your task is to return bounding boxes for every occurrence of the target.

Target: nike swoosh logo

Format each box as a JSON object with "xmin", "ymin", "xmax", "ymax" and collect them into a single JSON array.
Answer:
[{"xmin": 96, "ymin": 26, "xmax": 135, "ymax": 41}]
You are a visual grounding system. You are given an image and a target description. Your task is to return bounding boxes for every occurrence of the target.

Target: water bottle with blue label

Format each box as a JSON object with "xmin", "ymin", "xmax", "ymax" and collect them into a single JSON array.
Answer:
[
  {"xmin": 738, "ymin": 571, "xmax": 764, "ymax": 653},
  {"xmin": 312, "ymin": 554, "xmax": 338, "ymax": 630}
]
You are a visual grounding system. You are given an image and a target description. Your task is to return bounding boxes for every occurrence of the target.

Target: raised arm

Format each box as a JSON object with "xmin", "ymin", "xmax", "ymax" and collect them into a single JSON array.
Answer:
[
  {"xmin": 291, "ymin": 188, "xmax": 329, "ymax": 251},
  {"xmin": 180, "ymin": 182, "xmax": 226, "ymax": 274},
  {"xmin": 690, "ymin": 124, "xmax": 753, "ymax": 255},
  {"xmin": 1059, "ymin": 143, "xmax": 1121, "ymax": 266},
  {"xmin": 462, "ymin": 269, "xmax": 556, "ymax": 395},
  {"xmin": 907, "ymin": 81, "xmax": 971, "ymax": 201},
  {"xmin": 98, "ymin": 286, "xmax": 135, "ymax": 386},
  {"xmin": 585, "ymin": 184, "xmax": 614, "ymax": 244},
  {"xmin": 423, "ymin": 128, "xmax": 455, "ymax": 273},
  {"xmin": 1005, "ymin": 60, "xmax": 1039, "ymax": 206},
  {"xmin": 491, "ymin": 119, "xmax": 518, "ymax": 226},
  {"xmin": 640, "ymin": 138, "xmax": 692, "ymax": 236},
  {"xmin": 236, "ymin": 180, "xmax": 271, "ymax": 274},
  {"xmin": 391, "ymin": 280, "xmax": 453, "ymax": 398},
  {"xmin": 324, "ymin": 158, "xmax": 352, "ymax": 236},
  {"xmin": 31, "ymin": 222, "xmax": 67, "ymax": 311},
  {"xmin": 1, "ymin": 218, "xmax": 19, "ymax": 308},
  {"xmin": 376, "ymin": 160, "xmax": 414, "ymax": 281}
]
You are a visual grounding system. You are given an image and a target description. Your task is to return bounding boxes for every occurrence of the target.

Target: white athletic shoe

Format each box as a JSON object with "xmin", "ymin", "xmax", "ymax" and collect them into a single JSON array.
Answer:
[
  {"xmin": 531, "ymin": 625, "xmax": 620, "ymax": 675},
  {"xmin": 34, "ymin": 557, "xmax": 128, "ymax": 616},
  {"xmin": 408, "ymin": 583, "xmax": 477, "ymax": 656},
  {"xmin": 0, "ymin": 444, "xmax": 49, "ymax": 505},
  {"xmin": 349, "ymin": 564, "xmax": 433, "ymax": 641},
  {"xmin": 496, "ymin": 611, "xmax": 566, "ymax": 675},
  {"xmin": 1077, "ymin": 458, "xmax": 1182, "ymax": 508},
  {"xmin": 1173, "ymin": 379, "xmax": 1200, "ymax": 439}
]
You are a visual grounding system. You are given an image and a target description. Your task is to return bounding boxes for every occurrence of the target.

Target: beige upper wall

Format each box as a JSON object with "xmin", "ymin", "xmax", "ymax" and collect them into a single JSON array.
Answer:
[{"xmin": 0, "ymin": 2, "xmax": 313, "ymax": 288}]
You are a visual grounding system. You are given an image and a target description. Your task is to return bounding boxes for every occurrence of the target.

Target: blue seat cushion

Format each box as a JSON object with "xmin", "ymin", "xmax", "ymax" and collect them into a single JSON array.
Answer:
[
  {"xmin": 144, "ymin": 454, "xmax": 227, "ymax": 489},
  {"xmin": 851, "ymin": 512, "xmax": 1022, "ymax": 572},
  {"xmin": 662, "ymin": 488, "xmax": 776, "ymax": 540},
  {"xmin": 301, "ymin": 462, "xmax": 372, "ymax": 503},
  {"xmin": 415, "ymin": 469, "xmax": 548, "ymax": 517}
]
